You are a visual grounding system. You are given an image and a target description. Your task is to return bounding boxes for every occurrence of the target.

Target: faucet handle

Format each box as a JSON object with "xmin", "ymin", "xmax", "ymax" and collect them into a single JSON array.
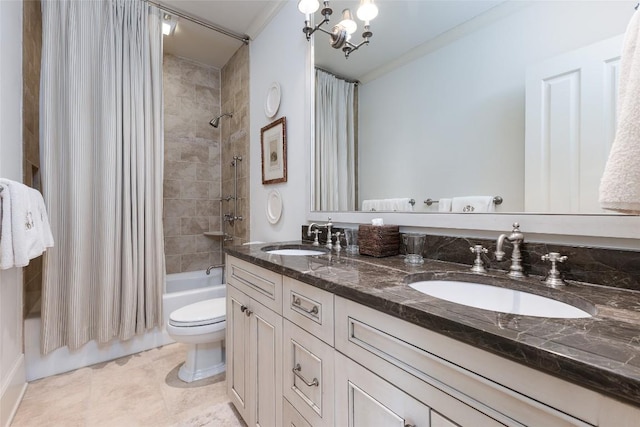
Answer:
[
  {"xmin": 470, "ymin": 245, "xmax": 488, "ymax": 273},
  {"xmin": 310, "ymin": 229, "xmax": 321, "ymax": 246},
  {"xmin": 541, "ymin": 252, "xmax": 567, "ymax": 264},
  {"xmin": 541, "ymin": 252, "xmax": 568, "ymax": 287},
  {"xmin": 512, "ymin": 222, "xmax": 520, "ymax": 231}
]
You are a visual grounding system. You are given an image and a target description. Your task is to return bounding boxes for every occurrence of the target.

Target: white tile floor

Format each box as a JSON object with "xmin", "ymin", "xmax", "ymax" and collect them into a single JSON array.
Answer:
[{"xmin": 11, "ymin": 343, "xmax": 246, "ymax": 427}]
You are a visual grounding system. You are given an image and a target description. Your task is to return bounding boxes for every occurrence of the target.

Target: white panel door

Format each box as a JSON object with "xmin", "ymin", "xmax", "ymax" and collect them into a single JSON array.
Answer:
[{"xmin": 525, "ymin": 34, "xmax": 623, "ymax": 213}]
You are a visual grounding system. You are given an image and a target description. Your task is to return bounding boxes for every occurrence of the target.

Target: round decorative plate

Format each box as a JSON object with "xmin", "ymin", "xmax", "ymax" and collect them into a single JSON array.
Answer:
[
  {"xmin": 266, "ymin": 189, "xmax": 283, "ymax": 224},
  {"xmin": 264, "ymin": 82, "xmax": 281, "ymax": 118}
]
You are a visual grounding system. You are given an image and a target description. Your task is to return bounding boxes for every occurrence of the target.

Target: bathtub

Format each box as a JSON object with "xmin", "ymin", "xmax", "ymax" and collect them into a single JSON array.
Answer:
[{"xmin": 25, "ymin": 268, "xmax": 225, "ymax": 381}]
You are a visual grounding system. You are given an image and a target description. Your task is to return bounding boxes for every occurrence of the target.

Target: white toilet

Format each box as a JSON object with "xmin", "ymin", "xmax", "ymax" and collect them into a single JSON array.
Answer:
[{"xmin": 166, "ymin": 298, "xmax": 226, "ymax": 383}]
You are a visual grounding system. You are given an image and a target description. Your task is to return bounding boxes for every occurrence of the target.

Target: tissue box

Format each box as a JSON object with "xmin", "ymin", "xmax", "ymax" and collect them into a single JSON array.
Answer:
[{"xmin": 358, "ymin": 225, "xmax": 400, "ymax": 257}]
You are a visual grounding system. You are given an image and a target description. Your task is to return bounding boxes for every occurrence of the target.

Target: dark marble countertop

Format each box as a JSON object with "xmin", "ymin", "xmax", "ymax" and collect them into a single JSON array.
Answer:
[{"xmin": 225, "ymin": 241, "xmax": 640, "ymax": 408}]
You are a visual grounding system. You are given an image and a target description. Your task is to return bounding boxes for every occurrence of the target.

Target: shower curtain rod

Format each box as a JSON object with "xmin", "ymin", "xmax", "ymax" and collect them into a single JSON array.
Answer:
[
  {"xmin": 316, "ymin": 67, "xmax": 360, "ymax": 85},
  {"xmin": 145, "ymin": 0, "xmax": 250, "ymax": 44}
]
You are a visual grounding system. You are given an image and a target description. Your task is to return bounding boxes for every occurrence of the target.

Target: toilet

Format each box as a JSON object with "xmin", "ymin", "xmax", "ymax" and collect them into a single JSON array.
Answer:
[{"xmin": 166, "ymin": 298, "xmax": 226, "ymax": 383}]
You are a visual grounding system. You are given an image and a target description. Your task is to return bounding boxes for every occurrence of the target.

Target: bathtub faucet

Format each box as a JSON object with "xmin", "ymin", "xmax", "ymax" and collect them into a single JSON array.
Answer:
[{"xmin": 206, "ymin": 264, "xmax": 225, "ymax": 275}]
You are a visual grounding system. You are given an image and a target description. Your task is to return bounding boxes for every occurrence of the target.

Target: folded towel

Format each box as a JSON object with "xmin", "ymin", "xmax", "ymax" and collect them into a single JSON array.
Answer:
[
  {"xmin": 599, "ymin": 11, "xmax": 640, "ymax": 213},
  {"xmin": 451, "ymin": 196, "xmax": 495, "ymax": 213},
  {"xmin": 362, "ymin": 198, "xmax": 414, "ymax": 212},
  {"xmin": 0, "ymin": 184, "xmax": 14, "ymax": 269},
  {"xmin": 0, "ymin": 179, "xmax": 54, "ymax": 270},
  {"xmin": 438, "ymin": 198, "xmax": 452, "ymax": 212},
  {"xmin": 362, "ymin": 199, "xmax": 381, "ymax": 211}
]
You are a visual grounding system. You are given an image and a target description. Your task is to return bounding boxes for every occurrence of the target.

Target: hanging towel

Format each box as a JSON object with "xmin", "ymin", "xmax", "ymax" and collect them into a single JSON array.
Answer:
[
  {"xmin": 362, "ymin": 198, "xmax": 414, "ymax": 212},
  {"xmin": 451, "ymin": 196, "xmax": 495, "ymax": 213},
  {"xmin": 599, "ymin": 11, "xmax": 640, "ymax": 213},
  {"xmin": 0, "ymin": 179, "xmax": 54, "ymax": 270},
  {"xmin": 438, "ymin": 198, "xmax": 452, "ymax": 212}
]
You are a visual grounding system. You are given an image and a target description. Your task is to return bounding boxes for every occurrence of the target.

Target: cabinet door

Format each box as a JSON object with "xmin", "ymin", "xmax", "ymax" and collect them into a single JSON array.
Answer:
[
  {"xmin": 227, "ymin": 285, "xmax": 251, "ymax": 422},
  {"xmin": 248, "ymin": 293, "xmax": 283, "ymax": 427},
  {"xmin": 227, "ymin": 285, "xmax": 283, "ymax": 427},
  {"xmin": 335, "ymin": 352, "xmax": 430, "ymax": 427}
]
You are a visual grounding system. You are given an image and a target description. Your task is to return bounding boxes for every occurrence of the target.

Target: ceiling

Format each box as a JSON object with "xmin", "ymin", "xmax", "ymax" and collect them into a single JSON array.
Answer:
[
  {"xmin": 159, "ymin": 0, "xmax": 286, "ymax": 68},
  {"xmin": 159, "ymin": 0, "xmax": 509, "ymax": 78}
]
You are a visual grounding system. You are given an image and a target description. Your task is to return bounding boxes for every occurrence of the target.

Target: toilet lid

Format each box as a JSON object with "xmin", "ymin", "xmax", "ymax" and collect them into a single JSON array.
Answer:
[{"xmin": 169, "ymin": 298, "xmax": 226, "ymax": 327}]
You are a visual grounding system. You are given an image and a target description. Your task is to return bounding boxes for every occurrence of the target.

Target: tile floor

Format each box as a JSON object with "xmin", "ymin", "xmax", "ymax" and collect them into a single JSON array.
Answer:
[{"xmin": 11, "ymin": 343, "xmax": 246, "ymax": 427}]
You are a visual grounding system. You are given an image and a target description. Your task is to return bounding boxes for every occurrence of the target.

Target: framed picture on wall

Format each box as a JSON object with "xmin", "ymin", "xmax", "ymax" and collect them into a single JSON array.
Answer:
[{"xmin": 261, "ymin": 117, "xmax": 287, "ymax": 185}]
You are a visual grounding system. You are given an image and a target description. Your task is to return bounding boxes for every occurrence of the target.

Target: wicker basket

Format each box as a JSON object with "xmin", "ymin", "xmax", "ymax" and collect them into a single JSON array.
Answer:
[{"xmin": 358, "ymin": 225, "xmax": 400, "ymax": 257}]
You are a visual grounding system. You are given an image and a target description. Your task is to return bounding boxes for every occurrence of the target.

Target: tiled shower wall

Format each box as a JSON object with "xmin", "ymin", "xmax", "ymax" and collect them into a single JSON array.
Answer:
[
  {"xmin": 23, "ymin": 0, "xmax": 43, "ymax": 317},
  {"xmin": 163, "ymin": 54, "xmax": 223, "ymax": 274},
  {"xmin": 221, "ymin": 44, "xmax": 250, "ymax": 245}
]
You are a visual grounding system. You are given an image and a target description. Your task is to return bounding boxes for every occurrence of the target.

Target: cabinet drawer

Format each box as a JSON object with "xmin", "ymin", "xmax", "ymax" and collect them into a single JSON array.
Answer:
[
  {"xmin": 335, "ymin": 296, "xmax": 591, "ymax": 427},
  {"xmin": 283, "ymin": 320, "xmax": 334, "ymax": 427},
  {"xmin": 227, "ymin": 255, "xmax": 283, "ymax": 314},
  {"xmin": 283, "ymin": 398, "xmax": 313, "ymax": 427},
  {"xmin": 283, "ymin": 277, "xmax": 334, "ymax": 346},
  {"xmin": 432, "ymin": 411, "xmax": 461, "ymax": 427}
]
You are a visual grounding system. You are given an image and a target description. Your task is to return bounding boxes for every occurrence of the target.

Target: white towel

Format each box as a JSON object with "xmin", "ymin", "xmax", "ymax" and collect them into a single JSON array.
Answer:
[
  {"xmin": 0, "ymin": 179, "xmax": 54, "ymax": 270},
  {"xmin": 438, "ymin": 198, "xmax": 452, "ymax": 212},
  {"xmin": 0, "ymin": 184, "xmax": 14, "ymax": 269},
  {"xmin": 451, "ymin": 196, "xmax": 495, "ymax": 213},
  {"xmin": 599, "ymin": 11, "xmax": 640, "ymax": 213},
  {"xmin": 362, "ymin": 198, "xmax": 414, "ymax": 212}
]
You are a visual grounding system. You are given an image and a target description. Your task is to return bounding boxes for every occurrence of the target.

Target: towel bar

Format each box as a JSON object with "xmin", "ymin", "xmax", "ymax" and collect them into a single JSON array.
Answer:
[{"xmin": 424, "ymin": 196, "xmax": 503, "ymax": 206}]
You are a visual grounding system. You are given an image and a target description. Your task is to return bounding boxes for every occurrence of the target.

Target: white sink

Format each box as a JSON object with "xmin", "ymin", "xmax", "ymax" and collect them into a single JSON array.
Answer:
[
  {"xmin": 409, "ymin": 280, "xmax": 592, "ymax": 318},
  {"xmin": 265, "ymin": 249, "xmax": 327, "ymax": 256}
]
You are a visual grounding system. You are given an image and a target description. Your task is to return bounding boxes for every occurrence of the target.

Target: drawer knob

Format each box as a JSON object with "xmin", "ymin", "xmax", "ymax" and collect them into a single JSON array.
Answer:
[
  {"xmin": 292, "ymin": 363, "xmax": 319, "ymax": 387},
  {"xmin": 240, "ymin": 305, "xmax": 253, "ymax": 317},
  {"xmin": 292, "ymin": 296, "xmax": 319, "ymax": 315}
]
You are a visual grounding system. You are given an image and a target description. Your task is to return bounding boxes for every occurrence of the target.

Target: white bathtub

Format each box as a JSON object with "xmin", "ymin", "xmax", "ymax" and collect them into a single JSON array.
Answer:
[{"xmin": 25, "ymin": 268, "xmax": 225, "ymax": 381}]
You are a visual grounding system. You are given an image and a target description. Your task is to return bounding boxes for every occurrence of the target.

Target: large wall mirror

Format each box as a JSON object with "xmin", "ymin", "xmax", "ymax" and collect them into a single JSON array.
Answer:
[{"xmin": 310, "ymin": 0, "xmax": 636, "ymax": 218}]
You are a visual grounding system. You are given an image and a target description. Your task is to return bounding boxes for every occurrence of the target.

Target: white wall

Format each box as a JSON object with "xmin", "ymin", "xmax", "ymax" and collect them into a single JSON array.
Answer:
[
  {"xmin": 249, "ymin": 0, "xmax": 309, "ymax": 242},
  {"xmin": 358, "ymin": 1, "xmax": 631, "ymax": 212},
  {"xmin": 0, "ymin": 0, "xmax": 27, "ymax": 425}
]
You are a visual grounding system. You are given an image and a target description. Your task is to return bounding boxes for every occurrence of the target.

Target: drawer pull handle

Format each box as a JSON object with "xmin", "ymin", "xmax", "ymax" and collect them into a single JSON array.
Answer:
[
  {"xmin": 292, "ymin": 363, "xmax": 319, "ymax": 387},
  {"xmin": 292, "ymin": 296, "xmax": 319, "ymax": 315},
  {"xmin": 240, "ymin": 305, "xmax": 252, "ymax": 317}
]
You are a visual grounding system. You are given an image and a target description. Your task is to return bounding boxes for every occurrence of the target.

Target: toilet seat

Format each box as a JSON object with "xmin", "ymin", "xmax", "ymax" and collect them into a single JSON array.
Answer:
[{"xmin": 169, "ymin": 298, "xmax": 226, "ymax": 327}]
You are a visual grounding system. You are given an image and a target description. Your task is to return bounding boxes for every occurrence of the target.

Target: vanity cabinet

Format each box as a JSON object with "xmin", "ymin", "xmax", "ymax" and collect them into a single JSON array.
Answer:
[
  {"xmin": 226, "ymin": 255, "xmax": 640, "ymax": 427},
  {"xmin": 226, "ymin": 256, "xmax": 283, "ymax": 427}
]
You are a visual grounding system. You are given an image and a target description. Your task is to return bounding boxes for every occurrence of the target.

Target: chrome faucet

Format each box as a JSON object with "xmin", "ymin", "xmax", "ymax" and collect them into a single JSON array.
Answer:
[
  {"xmin": 324, "ymin": 217, "xmax": 333, "ymax": 250},
  {"xmin": 307, "ymin": 217, "xmax": 333, "ymax": 249},
  {"xmin": 495, "ymin": 222, "xmax": 525, "ymax": 278},
  {"xmin": 206, "ymin": 263, "xmax": 225, "ymax": 275}
]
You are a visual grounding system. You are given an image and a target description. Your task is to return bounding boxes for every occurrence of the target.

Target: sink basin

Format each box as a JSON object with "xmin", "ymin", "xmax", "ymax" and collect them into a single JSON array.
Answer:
[
  {"xmin": 263, "ymin": 247, "xmax": 328, "ymax": 256},
  {"xmin": 409, "ymin": 280, "xmax": 592, "ymax": 318}
]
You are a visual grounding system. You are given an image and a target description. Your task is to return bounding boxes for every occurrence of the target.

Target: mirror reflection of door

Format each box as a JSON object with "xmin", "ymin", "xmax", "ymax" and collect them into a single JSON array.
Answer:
[{"xmin": 525, "ymin": 35, "xmax": 622, "ymax": 213}]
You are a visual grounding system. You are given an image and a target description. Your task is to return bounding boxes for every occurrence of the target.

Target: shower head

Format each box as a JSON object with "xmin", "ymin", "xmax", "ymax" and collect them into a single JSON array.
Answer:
[{"xmin": 209, "ymin": 112, "xmax": 233, "ymax": 128}]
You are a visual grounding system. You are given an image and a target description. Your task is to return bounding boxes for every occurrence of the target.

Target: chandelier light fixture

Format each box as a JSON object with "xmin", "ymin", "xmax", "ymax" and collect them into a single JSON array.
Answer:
[{"xmin": 298, "ymin": 0, "xmax": 379, "ymax": 58}]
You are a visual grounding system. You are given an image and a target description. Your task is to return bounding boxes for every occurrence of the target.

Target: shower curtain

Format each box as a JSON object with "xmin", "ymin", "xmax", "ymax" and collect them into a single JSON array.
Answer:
[
  {"xmin": 315, "ymin": 69, "xmax": 357, "ymax": 211},
  {"xmin": 40, "ymin": 0, "xmax": 165, "ymax": 354}
]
